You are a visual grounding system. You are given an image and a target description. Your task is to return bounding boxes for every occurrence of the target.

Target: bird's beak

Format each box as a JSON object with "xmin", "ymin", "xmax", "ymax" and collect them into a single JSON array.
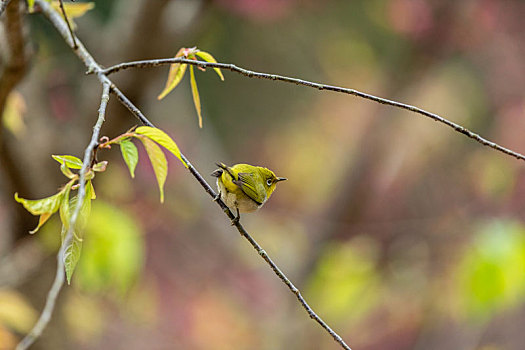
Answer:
[{"xmin": 276, "ymin": 177, "xmax": 287, "ymax": 182}]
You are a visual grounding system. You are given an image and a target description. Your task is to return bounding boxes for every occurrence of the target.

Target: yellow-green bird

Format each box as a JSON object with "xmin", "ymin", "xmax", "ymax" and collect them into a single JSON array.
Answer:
[{"xmin": 211, "ymin": 162, "xmax": 287, "ymax": 223}]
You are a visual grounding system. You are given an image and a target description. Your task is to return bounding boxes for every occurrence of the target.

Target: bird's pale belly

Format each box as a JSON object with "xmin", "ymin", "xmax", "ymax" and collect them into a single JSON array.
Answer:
[{"xmin": 217, "ymin": 179, "xmax": 262, "ymax": 213}]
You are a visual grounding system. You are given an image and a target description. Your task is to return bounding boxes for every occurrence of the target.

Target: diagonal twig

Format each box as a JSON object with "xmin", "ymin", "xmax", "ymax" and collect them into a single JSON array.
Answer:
[
  {"xmin": 100, "ymin": 57, "xmax": 525, "ymax": 163},
  {"xmin": 101, "ymin": 92, "xmax": 354, "ymax": 350},
  {"xmin": 16, "ymin": 82, "xmax": 111, "ymax": 350},
  {"xmin": 57, "ymin": 0, "xmax": 77, "ymax": 49},
  {"xmin": 33, "ymin": 1, "xmax": 353, "ymax": 349}
]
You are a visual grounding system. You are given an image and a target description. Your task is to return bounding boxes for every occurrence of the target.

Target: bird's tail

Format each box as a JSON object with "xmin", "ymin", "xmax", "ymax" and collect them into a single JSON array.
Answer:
[
  {"xmin": 211, "ymin": 162, "xmax": 230, "ymax": 178},
  {"xmin": 212, "ymin": 162, "xmax": 238, "ymax": 180}
]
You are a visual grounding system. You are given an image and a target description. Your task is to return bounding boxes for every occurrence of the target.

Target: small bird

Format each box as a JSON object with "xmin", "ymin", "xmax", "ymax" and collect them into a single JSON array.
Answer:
[{"xmin": 211, "ymin": 162, "xmax": 287, "ymax": 224}]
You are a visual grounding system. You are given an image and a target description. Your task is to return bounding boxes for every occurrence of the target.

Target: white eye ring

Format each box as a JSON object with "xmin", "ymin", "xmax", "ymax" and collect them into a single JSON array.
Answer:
[{"xmin": 266, "ymin": 179, "xmax": 273, "ymax": 186}]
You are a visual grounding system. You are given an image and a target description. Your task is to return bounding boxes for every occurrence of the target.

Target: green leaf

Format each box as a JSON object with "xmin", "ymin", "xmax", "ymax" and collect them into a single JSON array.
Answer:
[
  {"xmin": 60, "ymin": 163, "xmax": 76, "ymax": 179},
  {"xmin": 15, "ymin": 190, "xmax": 66, "ymax": 234},
  {"xmin": 75, "ymin": 181, "xmax": 93, "ymax": 233},
  {"xmin": 59, "ymin": 180, "xmax": 91, "ymax": 234},
  {"xmin": 138, "ymin": 136, "xmax": 167, "ymax": 203},
  {"xmin": 52, "ymin": 155, "xmax": 83, "ymax": 169},
  {"xmin": 85, "ymin": 169, "xmax": 95, "ymax": 181},
  {"xmin": 62, "ymin": 181, "xmax": 93, "ymax": 285},
  {"xmin": 119, "ymin": 139, "xmax": 139, "ymax": 178},
  {"xmin": 134, "ymin": 126, "xmax": 187, "ymax": 168},
  {"xmin": 64, "ymin": 229, "xmax": 83, "ymax": 285},
  {"xmin": 92, "ymin": 161, "xmax": 108, "ymax": 172},
  {"xmin": 27, "ymin": 0, "xmax": 35, "ymax": 12},
  {"xmin": 189, "ymin": 65, "xmax": 203, "ymax": 128},
  {"xmin": 195, "ymin": 51, "xmax": 225, "ymax": 81},
  {"xmin": 59, "ymin": 181, "xmax": 74, "ymax": 231},
  {"xmin": 50, "ymin": 1, "xmax": 95, "ymax": 30},
  {"xmin": 157, "ymin": 48, "xmax": 188, "ymax": 100},
  {"xmin": 15, "ymin": 191, "xmax": 63, "ymax": 216}
]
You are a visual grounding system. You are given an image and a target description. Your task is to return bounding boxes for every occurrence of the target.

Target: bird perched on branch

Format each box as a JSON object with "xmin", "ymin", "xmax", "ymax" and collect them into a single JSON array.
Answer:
[{"xmin": 211, "ymin": 162, "xmax": 287, "ymax": 224}]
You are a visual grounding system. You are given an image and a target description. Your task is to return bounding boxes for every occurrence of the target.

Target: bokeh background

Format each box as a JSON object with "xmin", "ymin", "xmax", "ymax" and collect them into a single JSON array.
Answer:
[{"xmin": 2, "ymin": 0, "xmax": 525, "ymax": 349}]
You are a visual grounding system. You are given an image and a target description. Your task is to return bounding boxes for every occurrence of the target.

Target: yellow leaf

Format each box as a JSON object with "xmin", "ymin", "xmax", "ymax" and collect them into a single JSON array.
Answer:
[
  {"xmin": 52, "ymin": 155, "xmax": 83, "ymax": 169},
  {"xmin": 189, "ymin": 65, "xmax": 203, "ymax": 128},
  {"xmin": 27, "ymin": 0, "xmax": 35, "ymax": 12},
  {"xmin": 157, "ymin": 48, "xmax": 188, "ymax": 100},
  {"xmin": 135, "ymin": 126, "xmax": 187, "ymax": 168},
  {"xmin": 51, "ymin": 2, "xmax": 95, "ymax": 29},
  {"xmin": 2, "ymin": 91, "xmax": 26, "ymax": 138},
  {"xmin": 195, "ymin": 51, "xmax": 225, "ymax": 81},
  {"xmin": 138, "ymin": 136, "xmax": 168, "ymax": 203},
  {"xmin": 90, "ymin": 181, "xmax": 96, "ymax": 200},
  {"xmin": 30, "ymin": 212, "xmax": 52, "ymax": 234}
]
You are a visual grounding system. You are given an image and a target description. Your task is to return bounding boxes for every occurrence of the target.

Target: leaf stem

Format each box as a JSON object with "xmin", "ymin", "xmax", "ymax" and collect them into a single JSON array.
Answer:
[{"xmin": 97, "ymin": 132, "xmax": 135, "ymax": 149}]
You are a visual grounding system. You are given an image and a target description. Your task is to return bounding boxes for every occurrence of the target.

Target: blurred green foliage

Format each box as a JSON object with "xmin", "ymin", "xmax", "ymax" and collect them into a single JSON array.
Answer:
[
  {"xmin": 457, "ymin": 220, "xmax": 525, "ymax": 320},
  {"xmin": 308, "ymin": 237, "xmax": 380, "ymax": 323},
  {"xmin": 75, "ymin": 200, "xmax": 144, "ymax": 295},
  {"xmin": 4, "ymin": 0, "xmax": 525, "ymax": 349}
]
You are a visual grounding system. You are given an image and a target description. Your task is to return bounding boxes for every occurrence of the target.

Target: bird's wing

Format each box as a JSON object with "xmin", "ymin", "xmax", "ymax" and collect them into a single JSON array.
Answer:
[
  {"xmin": 235, "ymin": 172, "xmax": 266, "ymax": 205},
  {"xmin": 212, "ymin": 163, "xmax": 238, "ymax": 192}
]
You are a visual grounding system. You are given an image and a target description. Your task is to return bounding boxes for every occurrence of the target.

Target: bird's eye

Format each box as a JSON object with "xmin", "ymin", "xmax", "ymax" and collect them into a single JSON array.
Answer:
[{"xmin": 266, "ymin": 179, "xmax": 273, "ymax": 186}]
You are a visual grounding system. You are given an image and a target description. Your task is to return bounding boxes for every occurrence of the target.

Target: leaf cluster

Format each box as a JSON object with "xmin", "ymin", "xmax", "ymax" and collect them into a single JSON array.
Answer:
[
  {"xmin": 14, "ymin": 155, "xmax": 103, "ymax": 283},
  {"xmin": 15, "ymin": 126, "xmax": 185, "ymax": 283},
  {"xmin": 102, "ymin": 126, "xmax": 187, "ymax": 203},
  {"xmin": 157, "ymin": 47, "xmax": 224, "ymax": 128}
]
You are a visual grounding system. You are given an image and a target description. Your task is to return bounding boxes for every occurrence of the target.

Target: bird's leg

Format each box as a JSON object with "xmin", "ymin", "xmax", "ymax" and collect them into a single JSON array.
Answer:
[
  {"xmin": 231, "ymin": 208, "xmax": 240, "ymax": 226},
  {"xmin": 213, "ymin": 190, "xmax": 221, "ymax": 202}
]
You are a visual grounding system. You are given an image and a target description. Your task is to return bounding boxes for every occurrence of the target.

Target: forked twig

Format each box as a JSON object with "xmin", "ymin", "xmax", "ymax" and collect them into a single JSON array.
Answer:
[
  {"xmin": 101, "ymin": 57, "xmax": 525, "ymax": 163},
  {"xmin": 26, "ymin": 1, "xmax": 354, "ymax": 349},
  {"xmin": 16, "ymin": 82, "xmax": 111, "ymax": 350}
]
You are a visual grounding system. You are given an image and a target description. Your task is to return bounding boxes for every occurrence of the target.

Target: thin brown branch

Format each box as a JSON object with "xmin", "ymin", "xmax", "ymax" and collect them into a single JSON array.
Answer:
[
  {"xmin": 57, "ymin": 0, "xmax": 77, "ymax": 49},
  {"xmin": 0, "ymin": 0, "xmax": 33, "ymax": 239},
  {"xmin": 35, "ymin": 0, "xmax": 154, "ymax": 127},
  {"xmin": 0, "ymin": 0, "xmax": 28, "ymax": 109},
  {"xmin": 16, "ymin": 82, "xmax": 111, "ymax": 350},
  {"xmin": 101, "ymin": 57, "xmax": 525, "ymax": 163},
  {"xmin": 35, "ymin": 1, "xmax": 352, "ymax": 349}
]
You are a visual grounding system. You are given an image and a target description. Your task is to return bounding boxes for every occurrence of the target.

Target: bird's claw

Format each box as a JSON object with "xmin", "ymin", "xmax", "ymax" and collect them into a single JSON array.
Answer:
[
  {"xmin": 230, "ymin": 216, "xmax": 240, "ymax": 226},
  {"xmin": 230, "ymin": 208, "xmax": 240, "ymax": 226}
]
